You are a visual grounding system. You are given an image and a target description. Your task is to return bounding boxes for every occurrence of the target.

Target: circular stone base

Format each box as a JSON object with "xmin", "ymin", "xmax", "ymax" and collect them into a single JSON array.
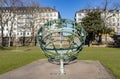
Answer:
[{"xmin": 0, "ymin": 59, "xmax": 115, "ymax": 79}]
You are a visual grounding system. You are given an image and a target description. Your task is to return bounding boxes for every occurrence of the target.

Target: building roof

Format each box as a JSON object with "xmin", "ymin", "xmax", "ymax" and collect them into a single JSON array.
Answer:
[
  {"xmin": 0, "ymin": 7, "xmax": 58, "ymax": 13},
  {"xmin": 76, "ymin": 9, "xmax": 120, "ymax": 13}
]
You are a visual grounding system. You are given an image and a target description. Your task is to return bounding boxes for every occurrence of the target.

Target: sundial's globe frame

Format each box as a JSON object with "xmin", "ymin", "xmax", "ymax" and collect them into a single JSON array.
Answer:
[{"xmin": 37, "ymin": 19, "xmax": 86, "ymax": 74}]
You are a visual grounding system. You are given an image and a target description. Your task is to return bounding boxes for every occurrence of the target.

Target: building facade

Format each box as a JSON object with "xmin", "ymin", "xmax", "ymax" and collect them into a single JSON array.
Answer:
[
  {"xmin": 0, "ymin": 7, "xmax": 60, "ymax": 38},
  {"xmin": 75, "ymin": 9, "xmax": 120, "ymax": 33}
]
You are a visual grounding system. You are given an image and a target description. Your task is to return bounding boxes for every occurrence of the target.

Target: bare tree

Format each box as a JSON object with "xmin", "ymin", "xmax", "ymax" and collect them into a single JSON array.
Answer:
[
  {"xmin": 101, "ymin": 0, "xmax": 120, "ymax": 43},
  {"xmin": 17, "ymin": 7, "xmax": 33, "ymax": 46},
  {"xmin": 3, "ymin": 0, "xmax": 23, "ymax": 7},
  {"xmin": 0, "ymin": 0, "xmax": 24, "ymax": 47},
  {"xmin": 0, "ymin": 0, "xmax": 4, "ymax": 47},
  {"xmin": 81, "ymin": 0, "xmax": 120, "ymax": 45},
  {"xmin": 0, "ymin": 0, "xmax": 49, "ymax": 46},
  {"xmin": 7, "ymin": 0, "xmax": 23, "ymax": 47},
  {"xmin": 29, "ymin": 0, "xmax": 40, "ymax": 7},
  {"xmin": 0, "ymin": 0, "xmax": 9, "ymax": 47},
  {"xmin": 20, "ymin": 0, "xmax": 41, "ymax": 46},
  {"xmin": 0, "ymin": 0, "xmax": 39, "ymax": 46}
]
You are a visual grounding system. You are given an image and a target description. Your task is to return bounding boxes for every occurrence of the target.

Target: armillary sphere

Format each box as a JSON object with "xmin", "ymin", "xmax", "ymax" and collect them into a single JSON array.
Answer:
[{"xmin": 37, "ymin": 19, "xmax": 86, "ymax": 75}]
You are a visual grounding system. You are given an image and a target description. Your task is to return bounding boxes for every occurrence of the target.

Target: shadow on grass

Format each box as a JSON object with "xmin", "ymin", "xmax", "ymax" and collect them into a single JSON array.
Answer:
[{"xmin": 0, "ymin": 47, "xmax": 14, "ymax": 50}]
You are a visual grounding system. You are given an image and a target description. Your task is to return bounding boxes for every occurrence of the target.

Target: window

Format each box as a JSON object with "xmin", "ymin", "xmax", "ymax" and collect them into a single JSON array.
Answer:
[
  {"xmin": 14, "ymin": 28, "xmax": 16, "ymax": 30},
  {"xmin": 46, "ymin": 13, "xmax": 48, "ymax": 16},
  {"xmin": 79, "ymin": 18, "xmax": 81, "ymax": 21},
  {"xmin": 27, "ymin": 32, "xmax": 29, "ymax": 35},
  {"xmin": 39, "ymin": 14, "xmax": 41, "ymax": 17},
  {"xmin": 21, "ymin": 32, "xmax": 23, "ymax": 35},
  {"xmin": 117, "ymin": 18, "xmax": 119, "ymax": 21},
  {"xmin": 79, "ymin": 13, "xmax": 81, "ymax": 16},
  {"xmin": 54, "ymin": 13, "xmax": 56, "ymax": 16},
  {"xmin": 46, "ymin": 9, "xmax": 49, "ymax": 12},
  {"xmin": 113, "ymin": 18, "xmax": 115, "ymax": 22},
  {"xmin": 118, "ymin": 23, "xmax": 119, "ymax": 26},
  {"xmin": 113, "ymin": 23, "xmax": 115, "ymax": 26},
  {"xmin": 50, "ymin": 13, "xmax": 52, "ymax": 16},
  {"xmin": 6, "ymin": 10, "xmax": 8, "ymax": 12},
  {"xmin": 118, "ymin": 28, "xmax": 120, "ymax": 31},
  {"xmin": 41, "ymin": 13, "xmax": 43, "ymax": 17},
  {"xmin": 6, "ymin": 34, "xmax": 8, "ymax": 37},
  {"xmin": 6, "ymin": 28, "xmax": 8, "ymax": 31}
]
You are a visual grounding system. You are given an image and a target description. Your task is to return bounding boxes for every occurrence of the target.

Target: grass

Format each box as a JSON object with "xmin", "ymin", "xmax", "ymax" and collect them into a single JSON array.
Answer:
[
  {"xmin": 0, "ymin": 46, "xmax": 46, "ymax": 74},
  {"xmin": 78, "ymin": 47, "xmax": 120, "ymax": 79},
  {"xmin": 0, "ymin": 47, "xmax": 15, "ymax": 50},
  {"xmin": 0, "ymin": 46, "xmax": 120, "ymax": 79}
]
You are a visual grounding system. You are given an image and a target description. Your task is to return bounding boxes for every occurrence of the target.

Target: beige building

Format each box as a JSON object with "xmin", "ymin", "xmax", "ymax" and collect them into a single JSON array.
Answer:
[
  {"xmin": 75, "ymin": 9, "xmax": 120, "ymax": 33},
  {"xmin": 0, "ymin": 7, "xmax": 61, "ymax": 38}
]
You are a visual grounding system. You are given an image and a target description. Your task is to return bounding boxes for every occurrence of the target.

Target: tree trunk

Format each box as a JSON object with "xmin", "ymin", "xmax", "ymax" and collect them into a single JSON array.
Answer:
[
  {"xmin": 105, "ymin": 34, "xmax": 108, "ymax": 44},
  {"xmin": 98, "ymin": 34, "xmax": 102, "ymax": 44},
  {"xmin": 1, "ymin": 26, "xmax": 4, "ymax": 47},
  {"xmin": 34, "ymin": 36, "xmax": 37, "ymax": 46},
  {"xmin": 23, "ymin": 31, "xmax": 25, "ymax": 46},
  {"xmin": 8, "ymin": 36, "xmax": 11, "ymax": 47}
]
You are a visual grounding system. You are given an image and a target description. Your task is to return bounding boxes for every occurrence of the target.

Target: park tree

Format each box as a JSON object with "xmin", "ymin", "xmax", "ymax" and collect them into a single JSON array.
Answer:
[
  {"xmin": 0, "ymin": 0, "xmax": 4, "ymax": 47},
  {"xmin": 0, "ymin": 0, "xmax": 40, "ymax": 46},
  {"xmin": 81, "ymin": 0, "xmax": 120, "ymax": 46},
  {"xmin": 81, "ymin": 10, "xmax": 113, "ymax": 45},
  {"xmin": 28, "ymin": 0, "xmax": 41, "ymax": 46},
  {"xmin": 17, "ymin": 0, "xmax": 41, "ymax": 46},
  {"xmin": 81, "ymin": 10, "xmax": 103, "ymax": 45},
  {"xmin": 0, "ymin": 0, "xmax": 24, "ymax": 47},
  {"xmin": 101, "ymin": 0, "xmax": 120, "ymax": 43}
]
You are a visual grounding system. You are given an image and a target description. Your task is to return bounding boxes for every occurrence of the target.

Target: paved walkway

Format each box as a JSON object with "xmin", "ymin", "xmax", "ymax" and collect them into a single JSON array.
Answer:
[{"xmin": 0, "ymin": 59, "xmax": 115, "ymax": 79}]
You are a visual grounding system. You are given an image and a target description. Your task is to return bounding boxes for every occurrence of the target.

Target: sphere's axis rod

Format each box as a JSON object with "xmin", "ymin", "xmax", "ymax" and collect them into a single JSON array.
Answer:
[{"xmin": 60, "ymin": 56, "xmax": 64, "ymax": 75}]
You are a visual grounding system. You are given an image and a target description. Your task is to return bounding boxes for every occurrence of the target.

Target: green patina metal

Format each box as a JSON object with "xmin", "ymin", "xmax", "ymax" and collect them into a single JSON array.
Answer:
[{"xmin": 37, "ymin": 19, "xmax": 86, "ymax": 62}]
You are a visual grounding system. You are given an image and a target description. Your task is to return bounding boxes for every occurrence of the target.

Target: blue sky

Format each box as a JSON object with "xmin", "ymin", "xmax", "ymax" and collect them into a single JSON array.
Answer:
[{"xmin": 38, "ymin": 0, "xmax": 120, "ymax": 20}]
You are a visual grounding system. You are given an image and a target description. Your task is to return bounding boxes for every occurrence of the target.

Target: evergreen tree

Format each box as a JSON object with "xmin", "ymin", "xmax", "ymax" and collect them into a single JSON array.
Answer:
[{"xmin": 81, "ymin": 10, "xmax": 113, "ymax": 45}]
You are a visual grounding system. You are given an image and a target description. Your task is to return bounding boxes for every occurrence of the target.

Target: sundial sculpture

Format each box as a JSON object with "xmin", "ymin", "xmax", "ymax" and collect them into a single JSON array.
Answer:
[{"xmin": 37, "ymin": 19, "xmax": 86, "ymax": 75}]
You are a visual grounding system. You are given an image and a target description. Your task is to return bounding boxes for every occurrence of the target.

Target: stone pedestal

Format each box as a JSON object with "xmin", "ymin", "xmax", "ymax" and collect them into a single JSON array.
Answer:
[{"xmin": 0, "ymin": 59, "xmax": 115, "ymax": 79}]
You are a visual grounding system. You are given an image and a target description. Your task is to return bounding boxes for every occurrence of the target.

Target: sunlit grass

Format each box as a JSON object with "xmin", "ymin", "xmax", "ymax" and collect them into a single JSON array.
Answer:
[
  {"xmin": 0, "ymin": 46, "xmax": 46, "ymax": 74},
  {"xmin": 0, "ymin": 46, "xmax": 120, "ymax": 79},
  {"xmin": 78, "ymin": 47, "xmax": 120, "ymax": 79}
]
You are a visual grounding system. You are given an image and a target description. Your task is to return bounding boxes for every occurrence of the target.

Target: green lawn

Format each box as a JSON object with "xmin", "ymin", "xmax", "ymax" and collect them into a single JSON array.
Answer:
[
  {"xmin": 0, "ymin": 46, "xmax": 46, "ymax": 74},
  {"xmin": 0, "ymin": 46, "xmax": 120, "ymax": 79},
  {"xmin": 78, "ymin": 47, "xmax": 120, "ymax": 79}
]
